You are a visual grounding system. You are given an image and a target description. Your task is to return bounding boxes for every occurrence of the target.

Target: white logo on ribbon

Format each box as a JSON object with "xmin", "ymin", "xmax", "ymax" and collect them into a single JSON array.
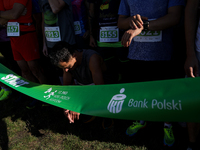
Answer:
[
  {"xmin": 44, "ymin": 87, "xmax": 57, "ymax": 100},
  {"xmin": 107, "ymin": 88, "xmax": 126, "ymax": 113}
]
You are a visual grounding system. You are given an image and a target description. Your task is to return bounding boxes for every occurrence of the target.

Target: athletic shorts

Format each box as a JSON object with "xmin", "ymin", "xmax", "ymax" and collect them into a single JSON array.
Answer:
[{"xmin": 10, "ymin": 32, "xmax": 40, "ymax": 61}]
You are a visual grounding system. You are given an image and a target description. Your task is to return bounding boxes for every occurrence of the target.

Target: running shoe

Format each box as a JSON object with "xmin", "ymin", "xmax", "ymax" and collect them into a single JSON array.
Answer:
[
  {"xmin": 126, "ymin": 121, "xmax": 146, "ymax": 136},
  {"xmin": 0, "ymin": 90, "xmax": 12, "ymax": 101},
  {"xmin": 164, "ymin": 126, "xmax": 175, "ymax": 147},
  {"xmin": 26, "ymin": 99, "xmax": 38, "ymax": 109},
  {"xmin": 186, "ymin": 142, "xmax": 198, "ymax": 150},
  {"xmin": 187, "ymin": 147, "xmax": 193, "ymax": 150}
]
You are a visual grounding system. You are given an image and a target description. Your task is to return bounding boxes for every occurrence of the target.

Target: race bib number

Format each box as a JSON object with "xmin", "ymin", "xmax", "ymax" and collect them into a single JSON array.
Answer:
[
  {"xmin": 45, "ymin": 27, "xmax": 61, "ymax": 42},
  {"xmin": 7, "ymin": 22, "xmax": 20, "ymax": 37},
  {"xmin": 99, "ymin": 26, "xmax": 119, "ymax": 42},
  {"xmin": 74, "ymin": 21, "xmax": 82, "ymax": 35},
  {"xmin": 133, "ymin": 30, "xmax": 162, "ymax": 42}
]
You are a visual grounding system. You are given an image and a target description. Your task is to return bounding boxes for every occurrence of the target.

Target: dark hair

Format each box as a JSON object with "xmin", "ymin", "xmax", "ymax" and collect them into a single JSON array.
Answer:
[{"xmin": 49, "ymin": 42, "xmax": 76, "ymax": 66}]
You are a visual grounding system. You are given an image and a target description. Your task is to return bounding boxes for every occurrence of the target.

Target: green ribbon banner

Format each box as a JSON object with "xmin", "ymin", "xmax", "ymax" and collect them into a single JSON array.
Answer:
[{"xmin": 0, "ymin": 63, "xmax": 200, "ymax": 122}]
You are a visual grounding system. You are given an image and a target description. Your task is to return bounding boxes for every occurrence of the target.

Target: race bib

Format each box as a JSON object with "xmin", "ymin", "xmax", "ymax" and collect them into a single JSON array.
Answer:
[
  {"xmin": 7, "ymin": 22, "xmax": 20, "ymax": 37},
  {"xmin": 99, "ymin": 26, "xmax": 119, "ymax": 42},
  {"xmin": 45, "ymin": 27, "xmax": 61, "ymax": 42},
  {"xmin": 74, "ymin": 21, "xmax": 82, "ymax": 35},
  {"xmin": 133, "ymin": 30, "xmax": 162, "ymax": 42}
]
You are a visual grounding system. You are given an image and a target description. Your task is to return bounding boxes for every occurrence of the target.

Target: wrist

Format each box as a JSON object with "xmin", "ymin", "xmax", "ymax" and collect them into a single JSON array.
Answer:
[
  {"xmin": 90, "ymin": 34, "xmax": 94, "ymax": 38},
  {"xmin": 186, "ymin": 48, "xmax": 196, "ymax": 57},
  {"xmin": 90, "ymin": 32, "xmax": 93, "ymax": 36},
  {"xmin": 143, "ymin": 20, "xmax": 149, "ymax": 31},
  {"xmin": 187, "ymin": 54, "xmax": 197, "ymax": 59},
  {"xmin": 186, "ymin": 52, "xmax": 198, "ymax": 60}
]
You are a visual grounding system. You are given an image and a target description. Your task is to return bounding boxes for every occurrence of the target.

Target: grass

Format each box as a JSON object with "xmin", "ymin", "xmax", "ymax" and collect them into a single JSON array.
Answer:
[
  {"xmin": 0, "ymin": 89, "xmax": 192, "ymax": 150},
  {"xmin": 0, "ymin": 95, "xmax": 149, "ymax": 150},
  {"xmin": 0, "ymin": 53, "xmax": 195, "ymax": 150}
]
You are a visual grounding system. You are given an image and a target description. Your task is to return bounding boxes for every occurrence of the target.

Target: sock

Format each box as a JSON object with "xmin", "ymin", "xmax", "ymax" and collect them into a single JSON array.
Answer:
[
  {"xmin": 164, "ymin": 123, "xmax": 172, "ymax": 128},
  {"xmin": 178, "ymin": 122, "xmax": 186, "ymax": 128},
  {"xmin": 140, "ymin": 120, "xmax": 145, "ymax": 125},
  {"xmin": 4, "ymin": 88, "xmax": 10, "ymax": 91},
  {"xmin": 59, "ymin": 76, "xmax": 63, "ymax": 85}
]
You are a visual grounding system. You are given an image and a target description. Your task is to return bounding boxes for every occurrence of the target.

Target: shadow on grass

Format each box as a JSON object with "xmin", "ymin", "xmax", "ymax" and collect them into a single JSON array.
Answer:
[{"xmin": 0, "ymin": 93, "xmax": 190, "ymax": 150}]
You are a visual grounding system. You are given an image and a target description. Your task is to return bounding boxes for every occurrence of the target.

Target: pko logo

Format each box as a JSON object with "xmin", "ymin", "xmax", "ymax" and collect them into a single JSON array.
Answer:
[{"xmin": 107, "ymin": 88, "xmax": 126, "ymax": 113}]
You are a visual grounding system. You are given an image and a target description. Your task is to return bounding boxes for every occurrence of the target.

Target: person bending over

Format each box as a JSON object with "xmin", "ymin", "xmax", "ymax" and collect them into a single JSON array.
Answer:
[{"xmin": 49, "ymin": 42, "xmax": 107, "ymax": 124}]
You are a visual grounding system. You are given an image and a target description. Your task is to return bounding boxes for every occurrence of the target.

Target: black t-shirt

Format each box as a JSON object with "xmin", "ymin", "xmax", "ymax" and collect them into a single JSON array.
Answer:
[{"xmin": 88, "ymin": 0, "xmax": 124, "ymax": 41}]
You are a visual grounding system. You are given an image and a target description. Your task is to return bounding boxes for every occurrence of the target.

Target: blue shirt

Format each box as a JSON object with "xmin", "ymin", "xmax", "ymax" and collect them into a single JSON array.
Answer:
[{"xmin": 118, "ymin": 0, "xmax": 185, "ymax": 61}]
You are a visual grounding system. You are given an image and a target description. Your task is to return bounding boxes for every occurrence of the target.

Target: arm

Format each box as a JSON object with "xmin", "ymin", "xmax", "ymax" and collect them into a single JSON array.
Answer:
[
  {"xmin": 0, "ymin": 0, "xmax": 8, "ymax": 25},
  {"xmin": 0, "ymin": 18, "xmax": 8, "ymax": 26},
  {"xmin": 63, "ymin": 70, "xmax": 73, "ymax": 85},
  {"xmin": 118, "ymin": 5, "xmax": 183, "ymax": 47},
  {"xmin": 148, "ymin": 5, "xmax": 183, "ymax": 31},
  {"xmin": 89, "ymin": 54, "xmax": 105, "ymax": 85},
  {"xmin": 62, "ymin": 70, "xmax": 80, "ymax": 123},
  {"xmin": 118, "ymin": 15, "xmax": 144, "ymax": 47},
  {"xmin": 0, "ymin": 3, "xmax": 25, "ymax": 20},
  {"xmin": 48, "ymin": 0, "xmax": 66, "ymax": 14},
  {"xmin": 118, "ymin": 15, "xmax": 147, "ymax": 30},
  {"xmin": 121, "ymin": 28, "xmax": 143, "ymax": 47},
  {"xmin": 184, "ymin": 0, "xmax": 199, "ymax": 77},
  {"xmin": 82, "ymin": 0, "xmax": 90, "ymax": 39},
  {"xmin": 118, "ymin": 6, "xmax": 183, "ymax": 31},
  {"xmin": 88, "ymin": 2, "xmax": 97, "ymax": 47},
  {"xmin": 42, "ymin": 13, "xmax": 48, "ymax": 57}
]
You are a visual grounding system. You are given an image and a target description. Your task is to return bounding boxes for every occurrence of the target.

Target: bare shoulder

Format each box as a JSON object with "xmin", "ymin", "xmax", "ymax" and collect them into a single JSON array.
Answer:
[
  {"xmin": 89, "ymin": 53, "xmax": 102, "ymax": 63},
  {"xmin": 89, "ymin": 53, "xmax": 106, "ymax": 72},
  {"xmin": 89, "ymin": 54, "xmax": 102, "ymax": 69}
]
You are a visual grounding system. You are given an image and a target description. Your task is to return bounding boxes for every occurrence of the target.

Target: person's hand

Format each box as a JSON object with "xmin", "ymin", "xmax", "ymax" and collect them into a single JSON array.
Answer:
[
  {"xmin": 63, "ymin": 109, "xmax": 80, "ymax": 123},
  {"xmin": 184, "ymin": 55, "xmax": 199, "ymax": 77},
  {"xmin": 21, "ymin": 8, "xmax": 27, "ymax": 16},
  {"xmin": 121, "ymin": 28, "xmax": 143, "ymax": 47},
  {"xmin": 43, "ymin": 44, "xmax": 48, "ymax": 57},
  {"xmin": 129, "ymin": 14, "xmax": 148, "ymax": 29},
  {"xmin": 89, "ymin": 35, "xmax": 97, "ymax": 47}
]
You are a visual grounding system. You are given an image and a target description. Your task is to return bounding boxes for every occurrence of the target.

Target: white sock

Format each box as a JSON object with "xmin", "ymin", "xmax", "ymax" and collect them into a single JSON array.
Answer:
[
  {"xmin": 140, "ymin": 120, "xmax": 145, "ymax": 125},
  {"xmin": 4, "ymin": 88, "xmax": 10, "ymax": 91},
  {"xmin": 164, "ymin": 123, "xmax": 171, "ymax": 128},
  {"xmin": 178, "ymin": 122, "xmax": 186, "ymax": 128}
]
